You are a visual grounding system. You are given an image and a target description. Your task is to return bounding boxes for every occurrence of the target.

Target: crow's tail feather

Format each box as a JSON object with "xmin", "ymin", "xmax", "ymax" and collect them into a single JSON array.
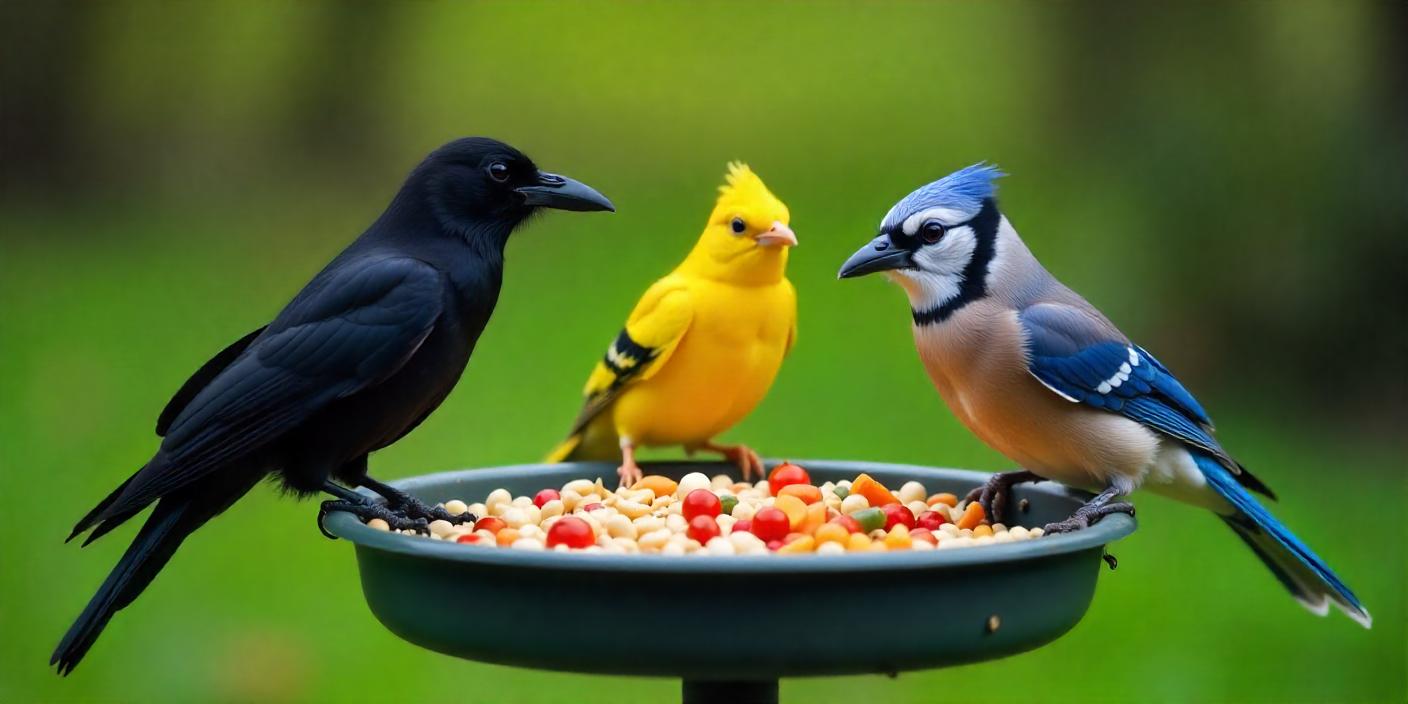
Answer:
[{"xmin": 52, "ymin": 499, "xmax": 192, "ymax": 675}]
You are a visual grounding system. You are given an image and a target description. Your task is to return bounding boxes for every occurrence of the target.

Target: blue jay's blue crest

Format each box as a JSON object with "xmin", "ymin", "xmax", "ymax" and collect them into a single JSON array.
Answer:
[{"xmin": 882, "ymin": 163, "xmax": 1005, "ymax": 232}]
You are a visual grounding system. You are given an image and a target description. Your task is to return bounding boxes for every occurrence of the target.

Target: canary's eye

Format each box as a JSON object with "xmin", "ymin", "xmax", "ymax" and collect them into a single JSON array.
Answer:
[
  {"xmin": 487, "ymin": 162, "xmax": 510, "ymax": 183},
  {"xmin": 920, "ymin": 220, "xmax": 946, "ymax": 244},
  {"xmin": 730, "ymin": 217, "xmax": 747, "ymax": 234}
]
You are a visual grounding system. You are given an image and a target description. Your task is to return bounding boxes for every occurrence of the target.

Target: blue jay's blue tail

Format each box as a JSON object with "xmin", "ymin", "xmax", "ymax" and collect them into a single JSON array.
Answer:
[{"xmin": 1194, "ymin": 452, "xmax": 1371, "ymax": 627}]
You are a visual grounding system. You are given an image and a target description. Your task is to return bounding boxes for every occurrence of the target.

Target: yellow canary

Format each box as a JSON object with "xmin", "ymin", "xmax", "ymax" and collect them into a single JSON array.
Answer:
[{"xmin": 547, "ymin": 163, "xmax": 797, "ymax": 486}]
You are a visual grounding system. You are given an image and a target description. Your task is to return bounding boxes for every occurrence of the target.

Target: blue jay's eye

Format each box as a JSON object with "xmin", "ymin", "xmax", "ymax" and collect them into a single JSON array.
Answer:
[
  {"xmin": 920, "ymin": 220, "xmax": 946, "ymax": 244},
  {"xmin": 487, "ymin": 162, "xmax": 510, "ymax": 183},
  {"xmin": 730, "ymin": 217, "xmax": 747, "ymax": 234}
]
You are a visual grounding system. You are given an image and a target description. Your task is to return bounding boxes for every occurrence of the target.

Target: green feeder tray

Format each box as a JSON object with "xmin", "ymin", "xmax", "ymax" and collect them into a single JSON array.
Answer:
[{"xmin": 322, "ymin": 460, "xmax": 1135, "ymax": 704}]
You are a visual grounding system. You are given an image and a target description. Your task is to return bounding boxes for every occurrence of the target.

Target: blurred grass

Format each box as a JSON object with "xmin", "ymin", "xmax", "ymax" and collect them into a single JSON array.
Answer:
[{"xmin": 2, "ymin": 1, "xmax": 1405, "ymax": 702}]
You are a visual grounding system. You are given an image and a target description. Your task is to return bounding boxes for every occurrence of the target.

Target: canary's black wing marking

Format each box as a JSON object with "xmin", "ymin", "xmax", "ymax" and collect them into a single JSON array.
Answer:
[
  {"xmin": 567, "ymin": 329, "xmax": 658, "ymax": 436},
  {"xmin": 85, "ymin": 257, "xmax": 447, "ymax": 528},
  {"xmin": 156, "ymin": 326, "xmax": 267, "ymax": 437}
]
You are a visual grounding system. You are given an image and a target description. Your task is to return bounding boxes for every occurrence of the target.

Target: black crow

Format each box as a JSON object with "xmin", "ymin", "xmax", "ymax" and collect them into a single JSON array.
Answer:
[{"xmin": 52, "ymin": 137, "xmax": 613, "ymax": 675}]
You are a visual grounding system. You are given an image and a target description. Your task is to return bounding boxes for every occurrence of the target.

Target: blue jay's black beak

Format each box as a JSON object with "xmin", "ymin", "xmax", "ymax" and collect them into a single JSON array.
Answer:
[
  {"xmin": 838, "ymin": 235, "xmax": 914, "ymax": 279},
  {"xmin": 516, "ymin": 172, "xmax": 615, "ymax": 212}
]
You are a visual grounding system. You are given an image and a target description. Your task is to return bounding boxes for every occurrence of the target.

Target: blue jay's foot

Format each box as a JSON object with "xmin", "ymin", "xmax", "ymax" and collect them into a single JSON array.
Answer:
[
  {"xmin": 317, "ymin": 499, "xmax": 429, "ymax": 538},
  {"xmin": 1043, "ymin": 486, "xmax": 1134, "ymax": 535},
  {"xmin": 963, "ymin": 470, "xmax": 1041, "ymax": 524},
  {"xmin": 358, "ymin": 476, "xmax": 476, "ymax": 526}
]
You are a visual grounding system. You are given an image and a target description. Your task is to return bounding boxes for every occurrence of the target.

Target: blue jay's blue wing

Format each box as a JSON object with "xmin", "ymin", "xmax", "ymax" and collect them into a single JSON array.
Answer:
[{"xmin": 1018, "ymin": 303, "xmax": 1274, "ymax": 498}]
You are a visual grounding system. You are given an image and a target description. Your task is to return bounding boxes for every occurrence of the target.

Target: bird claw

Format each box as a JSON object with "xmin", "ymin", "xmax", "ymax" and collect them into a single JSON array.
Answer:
[
  {"xmin": 318, "ymin": 499, "xmax": 431, "ymax": 539},
  {"xmin": 1043, "ymin": 501, "xmax": 1135, "ymax": 535},
  {"xmin": 690, "ymin": 443, "xmax": 764, "ymax": 481},
  {"xmin": 617, "ymin": 460, "xmax": 644, "ymax": 489},
  {"xmin": 963, "ymin": 470, "xmax": 1040, "ymax": 525}
]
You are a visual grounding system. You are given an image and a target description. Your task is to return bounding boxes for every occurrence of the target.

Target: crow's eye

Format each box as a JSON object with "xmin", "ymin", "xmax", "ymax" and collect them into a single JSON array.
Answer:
[
  {"xmin": 920, "ymin": 220, "xmax": 946, "ymax": 244},
  {"xmin": 487, "ymin": 162, "xmax": 511, "ymax": 183},
  {"xmin": 730, "ymin": 217, "xmax": 747, "ymax": 234}
]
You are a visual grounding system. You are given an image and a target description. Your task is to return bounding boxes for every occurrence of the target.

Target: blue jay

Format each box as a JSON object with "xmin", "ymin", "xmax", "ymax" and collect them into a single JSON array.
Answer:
[{"xmin": 838, "ymin": 164, "xmax": 1369, "ymax": 627}]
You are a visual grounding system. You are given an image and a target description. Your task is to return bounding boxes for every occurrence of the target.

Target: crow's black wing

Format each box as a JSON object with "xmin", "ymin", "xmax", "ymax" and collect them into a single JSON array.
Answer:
[
  {"xmin": 98, "ymin": 256, "xmax": 446, "ymax": 522},
  {"xmin": 156, "ymin": 326, "xmax": 267, "ymax": 437}
]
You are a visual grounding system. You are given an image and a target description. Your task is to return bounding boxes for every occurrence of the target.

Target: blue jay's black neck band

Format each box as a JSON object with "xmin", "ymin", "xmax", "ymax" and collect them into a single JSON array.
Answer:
[{"xmin": 912, "ymin": 198, "xmax": 1001, "ymax": 326}]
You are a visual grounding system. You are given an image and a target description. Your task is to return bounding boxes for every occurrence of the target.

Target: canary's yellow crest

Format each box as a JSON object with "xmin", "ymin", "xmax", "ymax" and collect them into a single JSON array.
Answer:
[{"xmin": 548, "ymin": 164, "xmax": 798, "ymax": 485}]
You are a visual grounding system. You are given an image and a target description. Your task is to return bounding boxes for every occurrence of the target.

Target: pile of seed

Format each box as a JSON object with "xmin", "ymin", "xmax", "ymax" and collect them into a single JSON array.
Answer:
[{"xmin": 362, "ymin": 463, "xmax": 1043, "ymax": 555}]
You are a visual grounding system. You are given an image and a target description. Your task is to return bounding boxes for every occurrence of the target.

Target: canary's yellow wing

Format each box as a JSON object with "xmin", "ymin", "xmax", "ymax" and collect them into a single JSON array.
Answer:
[{"xmin": 566, "ymin": 278, "xmax": 695, "ymax": 437}]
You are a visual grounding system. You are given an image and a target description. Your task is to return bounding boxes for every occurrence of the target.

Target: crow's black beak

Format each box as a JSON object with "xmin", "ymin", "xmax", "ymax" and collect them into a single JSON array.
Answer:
[
  {"xmin": 516, "ymin": 172, "xmax": 615, "ymax": 212},
  {"xmin": 838, "ymin": 235, "xmax": 914, "ymax": 279}
]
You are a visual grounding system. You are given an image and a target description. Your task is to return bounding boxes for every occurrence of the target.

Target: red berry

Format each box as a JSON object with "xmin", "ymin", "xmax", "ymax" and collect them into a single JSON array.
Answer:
[
  {"xmin": 580, "ymin": 502, "xmax": 604, "ymax": 512},
  {"xmin": 882, "ymin": 503, "xmax": 917, "ymax": 531},
  {"xmin": 916, "ymin": 510, "xmax": 949, "ymax": 531},
  {"xmin": 732, "ymin": 519, "xmax": 752, "ymax": 535},
  {"xmin": 546, "ymin": 516, "xmax": 595, "ymax": 549},
  {"xmin": 533, "ymin": 488, "xmax": 560, "ymax": 508},
  {"xmin": 752, "ymin": 507, "xmax": 791, "ymax": 542},
  {"xmin": 765, "ymin": 539, "xmax": 784, "ymax": 551},
  {"xmin": 688, "ymin": 515, "xmax": 721, "ymax": 543},
  {"xmin": 474, "ymin": 516, "xmax": 506, "ymax": 534},
  {"xmin": 910, "ymin": 528, "xmax": 937, "ymax": 545},
  {"xmin": 682, "ymin": 489, "xmax": 722, "ymax": 521},
  {"xmin": 767, "ymin": 462, "xmax": 811, "ymax": 496},
  {"xmin": 455, "ymin": 533, "xmax": 480, "ymax": 544},
  {"xmin": 829, "ymin": 514, "xmax": 862, "ymax": 534}
]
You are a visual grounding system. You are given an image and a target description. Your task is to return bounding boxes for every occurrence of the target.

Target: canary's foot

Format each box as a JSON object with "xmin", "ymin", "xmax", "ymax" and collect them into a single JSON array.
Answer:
[
  {"xmin": 317, "ymin": 499, "xmax": 428, "ymax": 539},
  {"xmin": 617, "ymin": 443, "xmax": 644, "ymax": 488},
  {"xmin": 358, "ymin": 477, "xmax": 474, "ymax": 526},
  {"xmin": 1043, "ymin": 486, "xmax": 1134, "ymax": 535},
  {"xmin": 688, "ymin": 441, "xmax": 764, "ymax": 481},
  {"xmin": 963, "ymin": 470, "xmax": 1041, "ymax": 524}
]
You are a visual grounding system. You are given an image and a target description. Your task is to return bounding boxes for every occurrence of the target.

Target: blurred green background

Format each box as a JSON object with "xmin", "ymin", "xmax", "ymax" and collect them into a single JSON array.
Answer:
[{"xmin": 2, "ymin": 1, "xmax": 1404, "ymax": 702}]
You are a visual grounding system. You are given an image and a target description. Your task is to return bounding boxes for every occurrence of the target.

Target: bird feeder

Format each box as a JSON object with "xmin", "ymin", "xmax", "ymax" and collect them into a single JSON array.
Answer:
[{"xmin": 322, "ymin": 461, "xmax": 1135, "ymax": 704}]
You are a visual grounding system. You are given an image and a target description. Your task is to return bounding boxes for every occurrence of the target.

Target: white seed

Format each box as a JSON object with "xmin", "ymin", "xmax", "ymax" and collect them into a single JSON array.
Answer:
[
  {"xmin": 611, "ymin": 537, "xmax": 640, "ymax": 553},
  {"xmin": 511, "ymin": 496, "xmax": 533, "ymax": 509},
  {"xmin": 605, "ymin": 514, "xmax": 637, "ymax": 540},
  {"xmin": 731, "ymin": 501, "xmax": 756, "ymax": 522},
  {"xmin": 711, "ymin": 474, "xmax": 733, "ymax": 490},
  {"xmin": 617, "ymin": 499, "xmax": 651, "ymax": 519},
  {"xmin": 367, "ymin": 518, "xmax": 390, "ymax": 531},
  {"xmin": 816, "ymin": 541, "xmax": 846, "ymax": 555},
  {"xmin": 638, "ymin": 529, "xmax": 672, "ymax": 551},
  {"xmin": 511, "ymin": 538, "xmax": 545, "ymax": 551},
  {"xmin": 562, "ymin": 479, "xmax": 595, "ymax": 496},
  {"xmin": 539, "ymin": 499, "xmax": 565, "ymax": 519},
  {"xmin": 518, "ymin": 524, "xmax": 544, "ymax": 539},
  {"xmin": 716, "ymin": 515, "xmax": 736, "ymax": 533},
  {"xmin": 1030, "ymin": 527, "xmax": 1045, "ymax": 538},
  {"xmin": 911, "ymin": 539, "xmax": 935, "ymax": 551},
  {"xmin": 485, "ymin": 488, "xmax": 512, "ymax": 514},
  {"xmin": 754, "ymin": 480, "xmax": 770, "ymax": 495},
  {"xmin": 501, "ymin": 507, "xmax": 531, "ymax": 529},
  {"xmin": 841, "ymin": 494, "xmax": 870, "ymax": 514},
  {"xmin": 443, "ymin": 500, "xmax": 469, "ymax": 516},
  {"xmin": 676, "ymin": 472, "xmax": 711, "ymax": 498},
  {"xmin": 939, "ymin": 523, "xmax": 960, "ymax": 537},
  {"xmin": 427, "ymin": 519, "xmax": 454, "ymax": 538},
  {"xmin": 1009, "ymin": 526, "xmax": 1030, "ymax": 539},
  {"xmin": 729, "ymin": 531, "xmax": 766, "ymax": 553},
  {"xmin": 706, "ymin": 537, "xmax": 736, "ymax": 555},
  {"xmin": 559, "ymin": 490, "xmax": 583, "ymax": 511},
  {"xmin": 474, "ymin": 529, "xmax": 496, "ymax": 543},
  {"xmin": 898, "ymin": 481, "xmax": 927, "ymax": 505},
  {"xmin": 665, "ymin": 513, "xmax": 688, "ymax": 533},
  {"xmin": 467, "ymin": 502, "xmax": 487, "ymax": 518},
  {"xmin": 661, "ymin": 542, "xmax": 687, "ymax": 556},
  {"xmin": 633, "ymin": 515, "xmax": 665, "ymax": 534},
  {"xmin": 906, "ymin": 500, "xmax": 929, "ymax": 518}
]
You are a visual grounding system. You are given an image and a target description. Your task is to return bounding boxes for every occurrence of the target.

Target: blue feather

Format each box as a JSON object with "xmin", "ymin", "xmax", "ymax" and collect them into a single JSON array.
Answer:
[
  {"xmin": 1195, "ymin": 452, "xmax": 1370, "ymax": 626},
  {"xmin": 882, "ymin": 163, "xmax": 1005, "ymax": 230}
]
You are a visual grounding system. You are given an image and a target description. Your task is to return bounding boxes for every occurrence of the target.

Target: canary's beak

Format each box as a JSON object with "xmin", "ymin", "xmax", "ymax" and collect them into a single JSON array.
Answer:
[
  {"xmin": 838, "ymin": 235, "xmax": 914, "ymax": 278},
  {"xmin": 516, "ymin": 172, "xmax": 615, "ymax": 212},
  {"xmin": 753, "ymin": 221, "xmax": 798, "ymax": 247}
]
